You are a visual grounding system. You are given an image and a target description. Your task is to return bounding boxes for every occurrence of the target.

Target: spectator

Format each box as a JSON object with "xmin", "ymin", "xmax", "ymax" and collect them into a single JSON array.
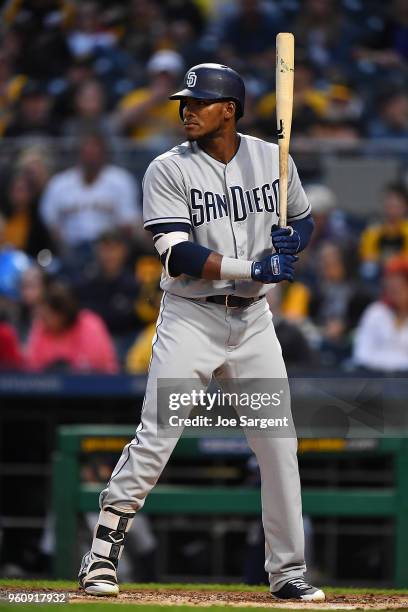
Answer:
[
  {"xmin": 256, "ymin": 60, "xmax": 326, "ymax": 137},
  {"xmin": 25, "ymin": 282, "xmax": 118, "ymax": 373},
  {"xmin": 0, "ymin": 247, "xmax": 31, "ymax": 302},
  {"xmin": 19, "ymin": 264, "xmax": 48, "ymax": 338},
  {"xmin": 366, "ymin": 90, "xmax": 408, "ymax": 139},
  {"xmin": 353, "ymin": 256, "xmax": 408, "ymax": 373},
  {"xmin": 14, "ymin": 145, "xmax": 55, "ymax": 257},
  {"xmin": 53, "ymin": 55, "xmax": 97, "ymax": 120},
  {"xmin": 20, "ymin": 265, "xmax": 47, "ymax": 314},
  {"xmin": 40, "ymin": 131, "xmax": 141, "ymax": 266},
  {"xmin": 283, "ymin": 243, "xmax": 369, "ymax": 364},
  {"xmin": 359, "ymin": 183, "xmax": 408, "ymax": 280},
  {"xmin": 296, "ymin": 184, "xmax": 359, "ymax": 281},
  {"xmin": 2, "ymin": 173, "xmax": 34, "ymax": 251},
  {"xmin": 293, "ymin": 0, "xmax": 359, "ymax": 76},
  {"xmin": 3, "ymin": 0, "xmax": 73, "ymax": 80},
  {"xmin": 0, "ymin": 312, "xmax": 23, "ymax": 370},
  {"xmin": 216, "ymin": 0, "xmax": 285, "ymax": 73},
  {"xmin": 122, "ymin": 0, "xmax": 166, "ymax": 65},
  {"xmin": 16, "ymin": 145, "xmax": 52, "ymax": 199},
  {"xmin": 0, "ymin": 51, "xmax": 27, "ymax": 136},
  {"xmin": 74, "ymin": 229, "xmax": 140, "ymax": 338},
  {"xmin": 161, "ymin": 0, "xmax": 205, "ymax": 39},
  {"xmin": 62, "ymin": 79, "xmax": 117, "ymax": 140},
  {"xmin": 3, "ymin": 80, "xmax": 60, "ymax": 137},
  {"xmin": 309, "ymin": 243, "xmax": 359, "ymax": 346},
  {"xmin": 1, "ymin": 169, "xmax": 51, "ymax": 258},
  {"xmin": 126, "ymin": 256, "xmax": 162, "ymax": 374},
  {"xmin": 160, "ymin": 0, "xmax": 207, "ymax": 67},
  {"xmin": 115, "ymin": 50, "xmax": 184, "ymax": 146},
  {"xmin": 265, "ymin": 287, "xmax": 315, "ymax": 367},
  {"xmin": 354, "ymin": 0, "xmax": 408, "ymax": 71},
  {"xmin": 0, "ymin": 247, "xmax": 30, "ymax": 368},
  {"xmin": 67, "ymin": 2, "xmax": 117, "ymax": 59}
]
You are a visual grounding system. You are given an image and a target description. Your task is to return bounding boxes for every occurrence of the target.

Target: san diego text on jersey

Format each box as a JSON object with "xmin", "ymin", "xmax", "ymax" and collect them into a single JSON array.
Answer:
[{"xmin": 191, "ymin": 180, "xmax": 279, "ymax": 226}]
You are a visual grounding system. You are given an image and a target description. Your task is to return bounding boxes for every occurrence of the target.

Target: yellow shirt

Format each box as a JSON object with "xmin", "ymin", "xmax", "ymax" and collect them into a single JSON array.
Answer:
[
  {"xmin": 281, "ymin": 282, "xmax": 311, "ymax": 320},
  {"xmin": 257, "ymin": 89, "xmax": 327, "ymax": 120},
  {"xmin": 4, "ymin": 211, "xmax": 30, "ymax": 250},
  {"xmin": 0, "ymin": 74, "xmax": 27, "ymax": 136},
  {"xmin": 359, "ymin": 220, "xmax": 408, "ymax": 262},
  {"xmin": 119, "ymin": 88, "xmax": 180, "ymax": 141},
  {"xmin": 126, "ymin": 323, "xmax": 156, "ymax": 374}
]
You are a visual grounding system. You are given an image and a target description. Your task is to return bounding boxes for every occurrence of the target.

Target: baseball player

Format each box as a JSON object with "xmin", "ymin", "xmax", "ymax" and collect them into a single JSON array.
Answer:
[{"xmin": 79, "ymin": 63, "xmax": 325, "ymax": 602}]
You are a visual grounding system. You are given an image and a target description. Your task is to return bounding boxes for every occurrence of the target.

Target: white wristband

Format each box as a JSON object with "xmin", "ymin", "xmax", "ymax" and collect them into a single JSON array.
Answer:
[{"xmin": 220, "ymin": 256, "xmax": 253, "ymax": 280}]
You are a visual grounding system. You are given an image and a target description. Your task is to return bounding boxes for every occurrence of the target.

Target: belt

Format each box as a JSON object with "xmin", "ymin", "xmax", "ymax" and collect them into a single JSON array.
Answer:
[{"xmin": 205, "ymin": 294, "xmax": 264, "ymax": 308}]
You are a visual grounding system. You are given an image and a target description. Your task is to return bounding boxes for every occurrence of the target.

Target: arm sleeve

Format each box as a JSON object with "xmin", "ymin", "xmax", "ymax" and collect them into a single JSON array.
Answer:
[
  {"xmin": 289, "ymin": 214, "xmax": 314, "ymax": 252},
  {"xmin": 168, "ymin": 241, "xmax": 212, "ymax": 277},
  {"xmin": 286, "ymin": 155, "xmax": 311, "ymax": 221},
  {"xmin": 143, "ymin": 160, "xmax": 192, "ymax": 229}
]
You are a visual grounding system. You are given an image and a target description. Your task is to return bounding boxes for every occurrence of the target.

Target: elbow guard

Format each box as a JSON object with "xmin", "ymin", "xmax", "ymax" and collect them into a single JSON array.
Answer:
[
  {"xmin": 154, "ymin": 231, "xmax": 189, "ymax": 277},
  {"xmin": 153, "ymin": 231, "xmax": 212, "ymax": 278}
]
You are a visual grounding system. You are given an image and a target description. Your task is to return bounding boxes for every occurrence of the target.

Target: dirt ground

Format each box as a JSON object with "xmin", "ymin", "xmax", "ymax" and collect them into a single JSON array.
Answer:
[
  {"xmin": 70, "ymin": 589, "xmax": 408, "ymax": 609},
  {"xmin": 2, "ymin": 587, "xmax": 408, "ymax": 609}
]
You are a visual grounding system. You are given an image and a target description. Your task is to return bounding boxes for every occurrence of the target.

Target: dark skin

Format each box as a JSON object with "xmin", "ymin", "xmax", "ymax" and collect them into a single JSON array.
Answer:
[{"xmin": 182, "ymin": 97, "xmax": 239, "ymax": 279}]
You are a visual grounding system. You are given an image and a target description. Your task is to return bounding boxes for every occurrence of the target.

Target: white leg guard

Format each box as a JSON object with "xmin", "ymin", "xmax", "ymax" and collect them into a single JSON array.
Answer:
[{"xmin": 91, "ymin": 507, "xmax": 135, "ymax": 563}]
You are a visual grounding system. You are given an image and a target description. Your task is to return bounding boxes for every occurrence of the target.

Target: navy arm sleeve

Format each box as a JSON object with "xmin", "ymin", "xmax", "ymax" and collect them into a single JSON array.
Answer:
[
  {"xmin": 289, "ymin": 214, "xmax": 314, "ymax": 252},
  {"xmin": 147, "ymin": 222, "xmax": 212, "ymax": 277}
]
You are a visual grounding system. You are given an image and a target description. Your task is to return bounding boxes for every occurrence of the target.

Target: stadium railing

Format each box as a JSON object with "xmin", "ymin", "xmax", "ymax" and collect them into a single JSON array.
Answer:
[{"xmin": 52, "ymin": 425, "xmax": 408, "ymax": 587}]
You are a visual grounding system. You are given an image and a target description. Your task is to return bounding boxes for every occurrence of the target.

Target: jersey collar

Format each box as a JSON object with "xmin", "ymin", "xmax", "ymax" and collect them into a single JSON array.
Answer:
[{"xmin": 193, "ymin": 133, "xmax": 243, "ymax": 167}]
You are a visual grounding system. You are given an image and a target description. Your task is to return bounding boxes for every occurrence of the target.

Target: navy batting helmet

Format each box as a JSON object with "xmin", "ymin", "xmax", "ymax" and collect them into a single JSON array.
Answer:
[{"xmin": 169, "ymin": 63, "xmax": 245, "ymax": 120}]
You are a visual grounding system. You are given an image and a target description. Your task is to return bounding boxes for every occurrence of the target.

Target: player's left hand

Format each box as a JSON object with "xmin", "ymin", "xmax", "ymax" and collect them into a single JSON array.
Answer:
[{"xmin": 271, "ymin": 225, "xmax": 300, "ymax": 254}]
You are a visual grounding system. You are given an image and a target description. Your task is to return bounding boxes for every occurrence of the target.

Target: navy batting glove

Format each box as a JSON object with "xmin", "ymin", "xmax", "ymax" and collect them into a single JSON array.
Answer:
[
  {"xmin": 271, "ymin": 225, "xmax": 301, "ymax": 254},
  {"xmin": 251, "ymin": 253, "xmax": 298, "ymax": 283}
]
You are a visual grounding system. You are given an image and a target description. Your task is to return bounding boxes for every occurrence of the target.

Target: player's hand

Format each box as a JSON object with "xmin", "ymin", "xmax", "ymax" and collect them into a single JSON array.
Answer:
[
  {"xmin": 271, "ymin": 225, "xmax": 300, "ymax": 254},
  {"xmin": 251, "ymin": 253, "xmax": 298, "ymax": 283}
]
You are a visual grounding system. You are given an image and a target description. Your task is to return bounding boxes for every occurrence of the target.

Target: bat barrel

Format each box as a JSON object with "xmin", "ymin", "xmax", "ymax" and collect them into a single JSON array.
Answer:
[{"xmin": 276, "ymin": 32, "xmax": 294, "ymax": 228}]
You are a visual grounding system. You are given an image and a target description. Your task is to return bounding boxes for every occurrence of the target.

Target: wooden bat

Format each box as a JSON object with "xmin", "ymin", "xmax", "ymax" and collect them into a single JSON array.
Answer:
[{"xmin": 276, "ymin": 32, "xmax": 294, "ymax": 228}]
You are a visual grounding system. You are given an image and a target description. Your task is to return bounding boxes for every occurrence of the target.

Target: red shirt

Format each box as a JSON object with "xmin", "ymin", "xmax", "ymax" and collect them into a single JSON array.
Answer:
[
  {"xmin": 25, "ymin": 310, "xmax": 119, "ymax": 373},
  {"xmin": 0, "ymin": 322, "xmax": 24, "ymax": 369}
]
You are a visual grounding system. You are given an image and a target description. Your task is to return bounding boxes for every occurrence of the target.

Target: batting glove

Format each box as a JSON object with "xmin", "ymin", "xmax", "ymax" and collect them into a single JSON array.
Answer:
[
  {"xmin": 271, "ymin": 225, "xmax": 301, "ymax": 254},
  {"xmin": 251, "ymin": 253, "xmax": 298, "ymax": 283}
]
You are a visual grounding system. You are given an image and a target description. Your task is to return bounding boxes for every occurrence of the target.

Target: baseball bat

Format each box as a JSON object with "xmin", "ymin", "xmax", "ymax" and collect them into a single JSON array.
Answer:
[{"xmin": 276, "ymin": 32, "xmax": 294, "ymax": 228}]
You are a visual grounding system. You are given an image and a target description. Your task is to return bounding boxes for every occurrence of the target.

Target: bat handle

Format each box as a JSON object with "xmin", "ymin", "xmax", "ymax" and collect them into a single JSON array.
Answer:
[{"xmin": 278, "ymin": 146, "xmax": 288, "ymax": 228}]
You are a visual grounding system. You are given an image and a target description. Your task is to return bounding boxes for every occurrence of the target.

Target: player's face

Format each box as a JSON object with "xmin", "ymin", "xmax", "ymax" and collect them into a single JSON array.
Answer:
[{"xmin": 182, "ymin": 98, "xmax": 234, "ymax": 140}]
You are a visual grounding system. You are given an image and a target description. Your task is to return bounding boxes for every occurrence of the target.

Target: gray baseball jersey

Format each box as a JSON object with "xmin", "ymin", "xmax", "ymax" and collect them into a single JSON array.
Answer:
[{"xmin": 143, "ymin": 133, "xmax": 310, "ymax": 297}]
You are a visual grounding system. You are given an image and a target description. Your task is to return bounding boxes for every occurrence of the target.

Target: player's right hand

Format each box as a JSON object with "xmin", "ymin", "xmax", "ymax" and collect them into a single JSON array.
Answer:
[{"xmin": 251, "ymin": 253, "xmax": 297, "ymax": 283}]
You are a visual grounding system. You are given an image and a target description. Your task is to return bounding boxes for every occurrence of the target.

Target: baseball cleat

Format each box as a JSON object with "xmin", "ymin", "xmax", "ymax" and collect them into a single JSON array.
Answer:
[
  {"xmin": 272, "ymin": 578, "xmax": 325, "ymax": 601},
  {"xmin": 78, "ymin": 551, "xmax": 119, "ymax": 596}
]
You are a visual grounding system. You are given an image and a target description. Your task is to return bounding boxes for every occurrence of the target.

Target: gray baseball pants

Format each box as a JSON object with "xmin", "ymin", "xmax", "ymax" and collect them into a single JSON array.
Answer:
[{"xmin": 92, "ymin": 292, "xmax": 306, "ymax": 590}]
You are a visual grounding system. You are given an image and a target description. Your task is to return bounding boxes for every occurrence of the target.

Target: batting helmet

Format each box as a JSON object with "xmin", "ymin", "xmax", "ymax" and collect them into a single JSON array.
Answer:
[{"xmin": 169, "ymin": 63, "xmax": 245, "ymax": 120}]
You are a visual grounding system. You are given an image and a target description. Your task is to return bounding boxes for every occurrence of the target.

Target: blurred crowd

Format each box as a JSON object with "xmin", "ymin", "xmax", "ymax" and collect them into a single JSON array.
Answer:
[{"xmin": 1, "ymin": 0, "xmax": 408, "ymax": 375}]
